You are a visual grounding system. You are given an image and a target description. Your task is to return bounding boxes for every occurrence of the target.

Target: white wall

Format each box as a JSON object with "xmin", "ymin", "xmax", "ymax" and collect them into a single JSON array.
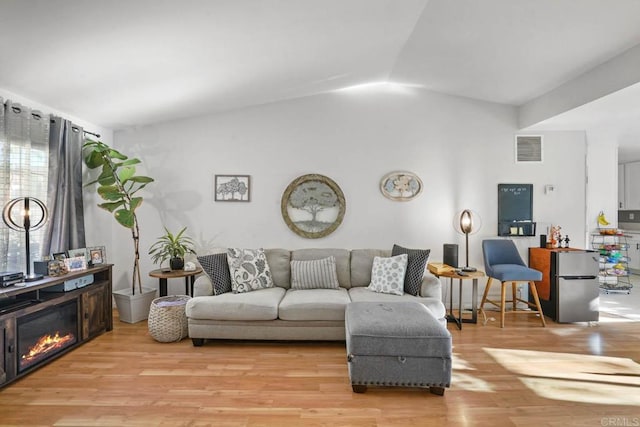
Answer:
[{"xmin": 110, "ymin": 86, "xmax": 588, "ymax": 297}]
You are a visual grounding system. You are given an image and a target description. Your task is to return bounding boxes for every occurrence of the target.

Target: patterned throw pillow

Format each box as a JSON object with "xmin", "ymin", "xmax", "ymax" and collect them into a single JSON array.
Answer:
[
  {"xmin": 391, "ymin": 244, "xmax": 431, "ymax": 296},
  {"xmin": 197, "ymin": 253, "xmax": 232, "ymax": 295},
  {"xmin": 226, "ymin": 248, "xmax": 274, "ymax": 293},
  {"xmin": 367, "ymin": 254, "xmax": 408, "ymax": 296},
  {"xmin": 291, "ymin": 256, "xmax": 340, "ymax": 289}
]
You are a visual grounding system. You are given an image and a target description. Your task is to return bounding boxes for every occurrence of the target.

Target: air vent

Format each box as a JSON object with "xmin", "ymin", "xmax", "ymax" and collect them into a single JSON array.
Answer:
[{"xmin": 515, "ymin": 135, "xmax": 543, "ymax": 163}]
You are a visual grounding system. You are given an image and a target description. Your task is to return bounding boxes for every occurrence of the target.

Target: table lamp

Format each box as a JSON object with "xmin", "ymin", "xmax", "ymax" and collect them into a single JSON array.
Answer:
[
  {"xmin": 457, "ymin": 209, "xmax": 480, "ymax": 272},
  {"xmin": 2, "ymin": 197, "xmax": 49, "ymax": 281}
]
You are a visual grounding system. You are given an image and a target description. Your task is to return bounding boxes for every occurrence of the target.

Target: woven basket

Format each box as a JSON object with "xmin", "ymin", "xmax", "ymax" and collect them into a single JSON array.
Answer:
[{"xmin": 148, "ymin": 295, "xmax": 191, "ymax": 343}]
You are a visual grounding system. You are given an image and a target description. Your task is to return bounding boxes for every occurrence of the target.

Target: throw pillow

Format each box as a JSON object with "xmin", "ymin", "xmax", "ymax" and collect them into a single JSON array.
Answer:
[
  {"xmin": 367, "ymin": 254, "xmax": 408, "ymax": 296},
  {"xmin": 226, "ymin": 248, "xmax": 274, "ymax": 293},
  {"xmin": 391, "ymin": 244, "xmax": 431, "ymax": 296},
  {"xmin": 291, "ymin": 256, "xmax": 340, "ymax": 289},
  {"xmin": 197, "ymin": 253, "xmax": 232, "ymax": 295}
]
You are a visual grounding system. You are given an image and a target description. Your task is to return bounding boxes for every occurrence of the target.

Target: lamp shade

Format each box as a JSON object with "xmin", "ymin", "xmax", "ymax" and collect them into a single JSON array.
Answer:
[
  {"xmin": 453, "ymin": 209, "xmax": 482, "ymax": 270},
  {"xmin": 460, "ymin": 209, "xmax": 473, "ymax": 234}
]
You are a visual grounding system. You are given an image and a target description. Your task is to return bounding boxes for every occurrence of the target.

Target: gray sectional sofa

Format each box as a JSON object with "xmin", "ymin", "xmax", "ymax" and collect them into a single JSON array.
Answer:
[{"xmin": 185, "ymin": 248, "xmax": 446, "ymax": 345}]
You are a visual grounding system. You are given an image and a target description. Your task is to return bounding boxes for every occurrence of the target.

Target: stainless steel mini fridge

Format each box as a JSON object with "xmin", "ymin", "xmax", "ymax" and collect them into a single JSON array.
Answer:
[{"xmin": 554, "ymin": 250, "xmax": 599, "ymax": 323}]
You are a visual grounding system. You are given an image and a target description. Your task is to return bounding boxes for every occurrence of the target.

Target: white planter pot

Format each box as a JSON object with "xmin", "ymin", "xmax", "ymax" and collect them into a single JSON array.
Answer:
[{"xmin": 113, "ymin": 287, "xmax": 157, "ymax": 324}]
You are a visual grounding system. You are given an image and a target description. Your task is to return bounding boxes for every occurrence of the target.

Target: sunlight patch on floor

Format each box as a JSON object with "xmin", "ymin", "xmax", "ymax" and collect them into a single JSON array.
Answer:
[
  {"xmin": 520, "ymin": 377, "xmax": 640, "ymax": 405},
  {"xmin": 451, "ymin": 353, "xmax": 494, "ymax": 392},
  {"xmin": 484, "ymin": 348, "xmax": 640, "ymax": 406}
]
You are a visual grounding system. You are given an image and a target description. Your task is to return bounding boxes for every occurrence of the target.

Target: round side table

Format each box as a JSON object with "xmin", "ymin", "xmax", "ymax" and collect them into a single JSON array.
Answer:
[{"xmin": 148, "ymin": 267, "xmax": 203, "ymax": 297}]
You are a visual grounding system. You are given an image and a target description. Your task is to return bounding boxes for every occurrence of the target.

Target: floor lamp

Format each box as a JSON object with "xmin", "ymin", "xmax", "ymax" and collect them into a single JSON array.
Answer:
[{"xmin": 2, "ymin": 197, "xmax": 49, "ymax": 281}]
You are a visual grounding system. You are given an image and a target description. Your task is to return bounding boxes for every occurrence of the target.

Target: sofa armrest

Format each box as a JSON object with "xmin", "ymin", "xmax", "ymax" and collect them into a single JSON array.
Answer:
[
  {"xmin": 419, "ymin": 272, "xmax": 442, "ymax": 300},
  {"xmin": 193, "ymin": 274, "xmax": 213, "ymax": 297}
]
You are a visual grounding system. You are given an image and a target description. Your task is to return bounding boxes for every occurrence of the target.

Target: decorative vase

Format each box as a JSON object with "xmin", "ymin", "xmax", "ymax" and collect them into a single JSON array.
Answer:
[
  {"xmin": 170, "ymin": 257, "xmax": 184, "ymax": 270},
  {"xmin": 112, "ymin": 287, "xmax": 157, "ymax": 324}
]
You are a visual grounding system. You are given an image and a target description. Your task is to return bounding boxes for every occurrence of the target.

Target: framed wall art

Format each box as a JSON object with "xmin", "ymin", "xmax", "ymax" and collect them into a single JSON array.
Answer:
[
  {"xmin": 281, "ymin": 174, "xmax": 346, "ymax": 239},
  {"xmin": 380, "ymin": 171, "xmax": 423, "ymax": 201},
  {"xmin": 214, "ymin": 174, "xmax": 251, "ymax": 202}
]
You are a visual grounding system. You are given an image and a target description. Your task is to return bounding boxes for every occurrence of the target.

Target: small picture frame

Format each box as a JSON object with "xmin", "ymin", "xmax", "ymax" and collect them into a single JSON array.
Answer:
[
  {"xmin": 64, "ymin": 256, "xmax": 87, "ymax": 272},
  {"xmin": 52, "ymin": 252, "xmax": 67, "ymax": 261},
  {"xmin": 67, "ymin": 248, "xmax": 87, "ymax": 259},
  {"xmin": 88, "ymin": 246, "xmax": 106, "ymax": 265},
  {"xmin": 214, "ymin": 174, "xmax": 251, "ymax": 202}
]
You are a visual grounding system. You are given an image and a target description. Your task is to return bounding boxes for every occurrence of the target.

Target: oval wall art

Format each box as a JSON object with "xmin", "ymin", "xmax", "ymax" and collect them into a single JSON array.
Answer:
[
  {"xmin": 281, "ymin": 174, "xmax": 346, "ymax": 239},
  {"xmin": 380, "ymin": 171, "xmax": 423, "ymax": 201}
]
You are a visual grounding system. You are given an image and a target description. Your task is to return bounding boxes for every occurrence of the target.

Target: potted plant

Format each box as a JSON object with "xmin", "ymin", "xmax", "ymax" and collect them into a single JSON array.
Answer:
[
  {"xmin": 83, "ymin": 139, "xmax": 156, "ymax": 323},
  {"xmin": 149, "ymin": 226, "xmax": 196, "ymax": 270}
]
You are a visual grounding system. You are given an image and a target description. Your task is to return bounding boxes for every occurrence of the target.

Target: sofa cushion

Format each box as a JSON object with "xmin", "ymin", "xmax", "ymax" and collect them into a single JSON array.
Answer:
[
  {"xmin": 279, "ymin": 288, "xmax": 351, "ymax": 321},
  {"xmin": 264, "ymin": 248, "xmax": 291, "ymax": 289},
  {"xmin": 350, "ymin": 249, "xmax": 390, "ymax": 288},
  {"xmin": 197, "ymin": 253, "xmax": 232, "ymax": 295},
  {"xmin": 227, "ymin": 248, "xmax": 274, "ymax": 293},
  {"xmin": 348, "ymin": 286, "xmax": 446, "ymax": 320},
  {"xmin": 391, "ymin": 244, "xmax": 431, "ymax": 296},
  {"xmin": 367, "ymin": 254, "xmax": 408, "ymax": 296},
  {"xmin": 292, "ymin": 249, "xmax": 351, "ymax": 288},
  {"xmin": 186, "ymin": 287, "xmax": 286, "ymax": 321},
  {"xmin": 291, "ymin": 256, "xmax": 340, "ymax": 289}
]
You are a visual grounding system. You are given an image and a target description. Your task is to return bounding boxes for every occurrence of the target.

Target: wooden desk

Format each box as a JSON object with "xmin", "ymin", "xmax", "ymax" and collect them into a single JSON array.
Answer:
[
  {"xmin": 148, "ymin": 267, "xmax": 202, "ymax": 297},
  {"xmin": 433, "ymin": 269, "xmax": 485, "ymax": 330}
]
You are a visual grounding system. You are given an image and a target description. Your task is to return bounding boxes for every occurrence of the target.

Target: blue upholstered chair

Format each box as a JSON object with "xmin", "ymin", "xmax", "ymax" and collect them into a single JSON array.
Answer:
[{"xmin": 480, "ymin": 239, "xmax": 546, "ymax": 328}]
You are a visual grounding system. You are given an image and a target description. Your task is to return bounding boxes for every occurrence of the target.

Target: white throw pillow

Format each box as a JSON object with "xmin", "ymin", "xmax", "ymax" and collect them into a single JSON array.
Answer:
[
  {"xmin": 291, "ymin": 256, "xmax": 340, "ymax": 289},
  {"xmin": 226, "ymin": 248, "xmax": 274, "ymax": 293},
  {"xmin": 367, "ymin": 254, "xmax": 408, "ymax": 296}
]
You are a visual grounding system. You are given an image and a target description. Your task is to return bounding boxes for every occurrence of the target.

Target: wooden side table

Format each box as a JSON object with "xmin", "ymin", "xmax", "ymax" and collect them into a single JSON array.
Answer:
[
  {"xmin": 148, "ymin": 267, "xmax": 203, "ymax": 297},
  {"xmin": 433, "ymin": 269, "xmax": 485, "ymax": 330}
]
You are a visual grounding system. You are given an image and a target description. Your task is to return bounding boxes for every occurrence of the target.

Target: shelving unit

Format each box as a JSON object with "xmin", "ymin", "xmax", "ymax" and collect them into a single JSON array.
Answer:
[{"xmin": 591, "ymin": 231, "xmax": 633, "ymax": 294}]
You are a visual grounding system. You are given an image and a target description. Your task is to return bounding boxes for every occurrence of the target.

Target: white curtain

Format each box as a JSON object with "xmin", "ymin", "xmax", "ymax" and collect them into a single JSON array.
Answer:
[{"xmin": 0, "ymin": 98, "xmax": 50, "ymax": 272}]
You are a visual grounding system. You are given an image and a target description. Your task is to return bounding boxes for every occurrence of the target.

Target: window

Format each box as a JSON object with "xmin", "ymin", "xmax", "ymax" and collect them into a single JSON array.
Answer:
[{"xmin": 0, "ymin": 100, "xmax": 50, "ymax": 273}]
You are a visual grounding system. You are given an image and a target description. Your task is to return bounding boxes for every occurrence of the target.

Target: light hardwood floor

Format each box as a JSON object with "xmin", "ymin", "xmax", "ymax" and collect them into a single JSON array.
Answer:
[{"xmin": 1, "ymin": 310, "xmax": 639, "ymax": 427}]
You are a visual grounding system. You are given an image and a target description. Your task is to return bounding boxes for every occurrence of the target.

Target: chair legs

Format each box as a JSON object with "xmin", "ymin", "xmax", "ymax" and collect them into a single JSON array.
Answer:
[{"xmin": 479, "ymin": 278, "xmax": 546, "ymax": 328}]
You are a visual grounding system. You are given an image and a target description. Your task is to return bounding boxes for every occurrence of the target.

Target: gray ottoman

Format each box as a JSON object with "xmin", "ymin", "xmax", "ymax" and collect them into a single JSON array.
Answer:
[{"xmin": 345, "ymin": 301, "xmax": 452, "ymax": 395}]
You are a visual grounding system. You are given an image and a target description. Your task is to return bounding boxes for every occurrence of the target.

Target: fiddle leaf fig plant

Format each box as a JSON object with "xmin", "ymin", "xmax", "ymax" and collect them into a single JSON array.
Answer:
[{"xmin": 83, "ymin": 139, "xmax": 154, "ymax": 294}]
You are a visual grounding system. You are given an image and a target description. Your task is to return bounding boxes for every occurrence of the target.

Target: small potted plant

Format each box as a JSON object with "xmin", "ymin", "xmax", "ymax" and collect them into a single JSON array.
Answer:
[{"xmin": 149, "ymin": 226, "xmax": 196, "ymax": 270}]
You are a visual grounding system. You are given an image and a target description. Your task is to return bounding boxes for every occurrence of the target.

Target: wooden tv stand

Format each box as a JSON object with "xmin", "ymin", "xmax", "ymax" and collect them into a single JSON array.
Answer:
[{"xmin": 0, "ymin": 264, "xmax": 112, "ymax": 388}]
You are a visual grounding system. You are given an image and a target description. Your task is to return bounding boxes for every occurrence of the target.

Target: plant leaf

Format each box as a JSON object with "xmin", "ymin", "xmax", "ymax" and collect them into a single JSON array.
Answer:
[
  {"xmin": 128, "ymin": 176, "xmax": 154, "ymax": 183},
  {"xmin": 117, "ymin": 165, "xmax": 136, "ymax": 183},
  {"xmin": 98, "ymin": 201, "xmax": 125, "ymax": 212},
  {"xmin": 130, "ymin": 197, "xmax": 143, "ymax": 211},
  {"xmin": 98, "ymin": 185, "xmax": 125, "ymax": 201},
  {"xmin": 84, "ymin": 150, "xmax": 105, "ymax": 169},
  {"xmin": 109, "ymin": 149, "xmax": 128, "ymax": 160},
  {"xmin": 114, "ymin": 209, "xmax": 135, "ymax": 228}
]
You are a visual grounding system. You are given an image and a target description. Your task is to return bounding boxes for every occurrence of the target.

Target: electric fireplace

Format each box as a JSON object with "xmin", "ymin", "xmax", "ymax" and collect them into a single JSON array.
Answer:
[{"xmin": 17, "ymin": 300, "xmax": 78, "ymax": 373}]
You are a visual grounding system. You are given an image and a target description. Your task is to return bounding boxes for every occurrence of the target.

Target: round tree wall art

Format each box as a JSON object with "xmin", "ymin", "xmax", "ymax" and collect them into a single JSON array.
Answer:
[
  {"xmin": 380, "ymin": 171, "xmax": 423, "ymax": 201},
  {"xmin": 281, "ymin": 174, "xmax": 346, "ymax": 239}
]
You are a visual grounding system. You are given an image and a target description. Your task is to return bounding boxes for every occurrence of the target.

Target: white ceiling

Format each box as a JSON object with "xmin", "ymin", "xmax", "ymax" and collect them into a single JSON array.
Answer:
[{"xmin": 1, "ymin": 0, "xmax": 640, "ymax": 155}]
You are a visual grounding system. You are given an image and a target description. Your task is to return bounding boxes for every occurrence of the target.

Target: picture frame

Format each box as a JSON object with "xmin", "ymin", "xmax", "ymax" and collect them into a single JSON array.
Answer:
[
  {"xmin": 64, "ymin": 256, "xmax": 87, "ymax": 272},
  {"xmin": 380, "ymin": 171, "xmax": 423, "ymax": 201},
  {"xmin": 67, "ymin": 247, "xmax": 87, "ymax": 259},
  {"xmin": 281, "ymin": 174, "xmax": 346, "ymax": 239},
  {"xmin": 88, "ymin": 246, "xmax": 106, "ymax": 265},
  {"xmin": 214, "ymin": 174, "xmax": 251, "ymax": 202},
  {"xmin": 52, "ymin": 252, "xmax": 67, "ymax": 261}
]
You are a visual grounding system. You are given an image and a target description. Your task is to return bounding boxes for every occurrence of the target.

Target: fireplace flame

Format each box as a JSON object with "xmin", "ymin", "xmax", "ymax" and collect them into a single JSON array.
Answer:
[{"xmin": 20, "ymin": 331, "xmax": 75, "ymax": 367}]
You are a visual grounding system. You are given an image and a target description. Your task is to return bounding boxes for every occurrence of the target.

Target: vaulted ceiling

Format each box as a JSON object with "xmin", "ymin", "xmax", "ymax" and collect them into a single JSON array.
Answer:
[{"xmin": 1, "ymin": 0, "xmax": 640, "ymax": 156}]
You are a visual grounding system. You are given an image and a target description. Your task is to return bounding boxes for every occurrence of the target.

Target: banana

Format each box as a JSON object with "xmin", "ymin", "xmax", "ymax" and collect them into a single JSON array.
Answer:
[{"xmin": 598, "ymin": 211, "xmax": 611, "ymax": 226}]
